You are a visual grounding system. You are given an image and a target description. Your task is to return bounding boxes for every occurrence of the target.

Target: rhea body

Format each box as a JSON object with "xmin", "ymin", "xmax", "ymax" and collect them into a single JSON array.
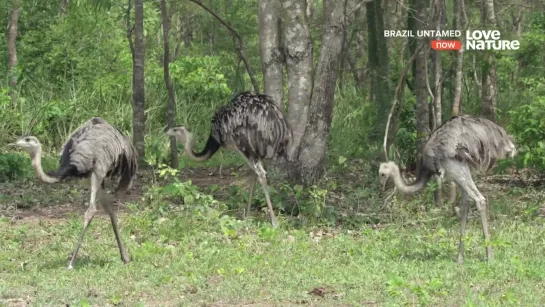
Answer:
[
  {"xmin": 9, "ymin": 117, "xmax": 138, "ymax": 269},
  {"xmin": 379, "ymin": 115, "xmax": 516, "ymax": 263},
  {"xmin": 166, "ymin": 92, "xmax": 292, "ymax": 227}
]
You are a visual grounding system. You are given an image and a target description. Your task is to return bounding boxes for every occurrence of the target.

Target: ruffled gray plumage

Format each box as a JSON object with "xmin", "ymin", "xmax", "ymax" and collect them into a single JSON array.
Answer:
[
  {"xmin": 56, "ymin": 117, "xmax": 138, "ymax": 191},
  {"xmin": 210, "ymin": 92, "xmax": 292, "ymax": 162}
]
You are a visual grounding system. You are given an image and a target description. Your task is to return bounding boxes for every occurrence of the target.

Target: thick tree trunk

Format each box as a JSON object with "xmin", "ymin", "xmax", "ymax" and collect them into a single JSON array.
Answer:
[
  {"xmin": 7, "ymin": 0, "xmax": 20, "ymax": 106},
  {"xmin": 481, "ymin": 0, "xmax": 497, "ymax": 122},
  {"xmin": 281, "ymin": 0, "xmax": 313, "ymax": 160},
  {"xmin": 296, "ymin": 0, "xmax": 347, "ymax": 185},
  {"xmin": 160, "ymin": 0, "xmax": 178, "ymax": 169},
  {"xmin": 258, "ymin": 0, "xmax": 284, "ymax": 106},
  {"xmin": 133, "ymin": 0, "xmax": 147, "ymax": 166},
  {"xmin": 412, "ymin": 0, "xmax": 430, "ymax": 171}
]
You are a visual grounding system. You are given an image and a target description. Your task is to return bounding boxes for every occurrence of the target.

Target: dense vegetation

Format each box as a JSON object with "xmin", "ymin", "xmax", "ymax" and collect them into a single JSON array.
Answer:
[{"xmin": 1, "ymin": 0, "xmax": 545, "ymax": 305}]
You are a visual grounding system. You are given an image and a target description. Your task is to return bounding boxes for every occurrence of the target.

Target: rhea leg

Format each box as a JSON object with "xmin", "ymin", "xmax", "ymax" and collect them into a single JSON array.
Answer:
[
  {"xmin": 457, "ymin": 187, "xmax": 470, "ymax": 264},
  {"xmin": 68, "ymin": 173, "xmax": 100, "ymax": 270},
  {"xmin": 102, "ymin": 198, "xmax": 130, "ymax": 264},
  {"xmin": 245, "ymin": 177, "xmax": 257, "ymax": 218},
  {"xmin": 254, "ymin": 161, "xmax": 277, "ymax": 227},
  {"xmin": 450, "ymin": 163, "xmax": 493, "ymax": 263},
  {"xmin": 466, "ymin": 178, "xmax": 493, "ymax": 262}
]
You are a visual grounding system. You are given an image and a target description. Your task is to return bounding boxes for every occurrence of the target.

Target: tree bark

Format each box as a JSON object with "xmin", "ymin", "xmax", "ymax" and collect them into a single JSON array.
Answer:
[
  {"xmin": 296, "ymin": 0, "xmax": 347, "ymax": 185},
  {"xmin": 160, "ymin": 0, "xmax": 178, "ymax": 169},
  {"xmin": 432, "ymin": 0, "xmax": 444, "ymax": 206},
  {"xmin": 352, "ymin": 5, "xmax": 365, "ymax": 88},
  {"xmin": 452, "ymin": 0, "xmax": 464, "ymax": 117},
  {"xmin": 258, "ymin": 0, "xmax": 284, "ymax": 106},
  {"xmin": 281, "ymin": 0, "xmax": 313, "ymax": 160},
  {"xmin": 133, "ymin": 0, "xmax": 147, "ymax": 166},
  {"xmin": 412, "ymin": 0, "xmax": 430, "ymax": 171},
  {"xmin": 7, "ymin": 0, "xmax": 20, "ymax": 106},
  {"xmin": 480, "ymin": 0, "xmax": 497, "ymax": 122}
]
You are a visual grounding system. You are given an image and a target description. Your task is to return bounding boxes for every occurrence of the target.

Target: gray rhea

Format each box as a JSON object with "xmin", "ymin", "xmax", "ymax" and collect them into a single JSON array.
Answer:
[
  {"xmin": 166, "ymin": 92, "xmax": 292, "ymax": 227},
  {"xmin": 9, "ymin": 117, "xmax": 138, "ymax": 269},
  {"xmin": 378, "ymin": 115, "xmax": 516, "ymax": 264}
]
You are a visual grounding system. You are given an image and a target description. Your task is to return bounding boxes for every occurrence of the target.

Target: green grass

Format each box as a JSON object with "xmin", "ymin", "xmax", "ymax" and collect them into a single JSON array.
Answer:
[{"xmin": 1, "ymin": 165, "xmax": 545, "ymax": 306}]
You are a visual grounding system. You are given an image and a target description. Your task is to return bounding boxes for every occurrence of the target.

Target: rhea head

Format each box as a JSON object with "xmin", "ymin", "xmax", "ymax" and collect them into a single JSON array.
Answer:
[
  {"xmin": 378, "ymin": 161, "xmax": 397, "ymax": 191},
  {"xmin": 165, "ymin": 126, "xmax": 190, "ymax": 142},
  {"xmin": 8, "ymin": 136, "xmax": 42, "ymax": 156}
]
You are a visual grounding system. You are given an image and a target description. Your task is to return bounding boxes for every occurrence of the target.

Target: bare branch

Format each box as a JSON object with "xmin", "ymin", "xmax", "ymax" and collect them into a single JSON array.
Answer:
[
  {"xmin": 383, "ymin": 41, "xmax": 425, "ymax": 161},
  {"xmin": 188, "ymin": 0, "xmax": 260, "ymax": 92}
]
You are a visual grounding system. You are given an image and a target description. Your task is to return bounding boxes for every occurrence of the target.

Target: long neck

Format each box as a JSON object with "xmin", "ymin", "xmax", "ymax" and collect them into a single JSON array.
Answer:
[
  {"xmin": 30, "ymin": 147, "xmax": 60, "ymax": 184},
  {"xmin": 181, "ymin": 133, "xmax": 214, "ymax": 162},
  {"xmin": 391, "ymin": 164, "xmax": 432, "ymax": 194}
]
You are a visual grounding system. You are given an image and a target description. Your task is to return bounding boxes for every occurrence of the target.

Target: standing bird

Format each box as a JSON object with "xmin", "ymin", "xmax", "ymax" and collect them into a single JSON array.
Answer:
[
  {"xmin": 8, "ymin": 117, "xmax": 138, "ymax": 269},
  {"xmin": 166, "ymin": 92, "xmax": 292, "ymax": 227},
  {"xmin": 378, "ymin": 115, "xmax": 516, "ymax": 264}
]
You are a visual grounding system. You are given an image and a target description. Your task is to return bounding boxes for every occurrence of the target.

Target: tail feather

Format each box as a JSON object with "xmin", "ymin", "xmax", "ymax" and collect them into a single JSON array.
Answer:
[{"xmin": 115, "ymin": 153, "xmax": 138, "ymax": 192}]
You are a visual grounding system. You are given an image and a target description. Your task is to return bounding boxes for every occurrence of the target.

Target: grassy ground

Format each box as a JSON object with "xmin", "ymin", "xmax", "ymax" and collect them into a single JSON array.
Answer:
[{"xmin": 1, "ymin": 159, "xmax": 545, "ymax": 306}]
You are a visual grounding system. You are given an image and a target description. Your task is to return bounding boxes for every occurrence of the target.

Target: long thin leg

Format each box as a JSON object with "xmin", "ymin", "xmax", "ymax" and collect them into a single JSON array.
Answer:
[
  {"xmin": 255, "ymin": 161, "xmax": 277, "ymax": 227},
  {"xmin": 67, "ymin": 173, "xmax": 100, "ymax": 270},
  {"xmin": 450, "ymin": 163, "xmax": 493, "ymax": 263},
  {"xmin": 457, "ymin": 187, "xmax": 470, "ymax": 264},
  {"xmin": 245, "ymin": 176, "xmax": 257, "ymax": 218},
  {"xmin": 102, "ymin": 198, "xmax": 130, "ymax": 264}
]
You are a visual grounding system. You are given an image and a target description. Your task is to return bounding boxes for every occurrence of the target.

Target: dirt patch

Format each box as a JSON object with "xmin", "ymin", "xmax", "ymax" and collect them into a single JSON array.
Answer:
[{"xmin": 0, "ymin": 166, "xmax": 251, "ymax": 223}]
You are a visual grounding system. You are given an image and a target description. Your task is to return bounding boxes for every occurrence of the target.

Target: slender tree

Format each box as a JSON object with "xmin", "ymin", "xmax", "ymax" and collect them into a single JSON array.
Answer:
[
  {"xmin": 7, "ymin": 0, "xmax": 21, "ymax": 106},
  {"xmin": 481, "ymin": 0, "xmax": 498, "ymax": 122},
  {"xmin": 159, "ymin": 0, "xmax": 178, "ymax": 169},
  {"xmin": 132, "ymin": 0, "xmax": 147, "ymax": 166}
]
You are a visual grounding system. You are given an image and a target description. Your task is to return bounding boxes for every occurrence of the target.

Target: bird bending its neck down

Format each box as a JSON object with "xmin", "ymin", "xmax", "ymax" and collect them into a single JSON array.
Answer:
[
  {"xmin": 165, "ymin": 127, "xmax": 221, "ymax": 162},
  {"xmin": 378, "ymin": 161, "xmax": 434, "ymax": 194},
  {"xmin": 9, "ymin": 136, "xmax": 60, "ymax": 184}
]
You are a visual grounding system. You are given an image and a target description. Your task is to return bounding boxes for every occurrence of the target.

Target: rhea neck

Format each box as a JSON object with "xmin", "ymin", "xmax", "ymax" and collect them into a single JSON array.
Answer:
[
  {"xmin": 28, "ymin": 145, "xmax": 60, "ymax": 184},
  {"xmin": 178, "ymin": 132, "xmax": 211, "ymax": 162},
  {"xmin": 388, "ymin": 163, "xmax": 431, "ymax": 194}
]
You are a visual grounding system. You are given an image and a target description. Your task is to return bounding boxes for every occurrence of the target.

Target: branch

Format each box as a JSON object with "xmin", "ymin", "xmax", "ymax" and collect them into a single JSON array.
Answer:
[
  {"xmin": 188, "ymin": 0, "xmax": 259, "ymax": 92},
  {"xmin": 383, "ymin": 41, "xmax": 425, "ymax": 161}
]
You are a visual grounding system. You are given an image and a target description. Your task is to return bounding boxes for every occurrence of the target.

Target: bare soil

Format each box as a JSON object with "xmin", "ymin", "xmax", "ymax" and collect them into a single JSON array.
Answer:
[{"xmin": 0, "ymin": 165, "xmax": 249, "ymax": 223}]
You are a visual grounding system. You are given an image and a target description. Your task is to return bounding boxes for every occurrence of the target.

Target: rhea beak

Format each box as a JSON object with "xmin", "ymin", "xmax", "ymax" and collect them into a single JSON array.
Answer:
[{"xmin": 7, "ymin": 143, "xmax": 16, "ymax": 147}]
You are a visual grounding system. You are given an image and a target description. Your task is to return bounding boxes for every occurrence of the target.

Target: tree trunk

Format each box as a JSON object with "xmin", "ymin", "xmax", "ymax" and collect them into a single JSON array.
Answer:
[
  {"xmin": 281, "ymin": 0, "xmax": 313, "ymax": 160},
  {"xmin": 412, "ymin": 0, "xmax": 430, "ymax": 171},
  {"xmin": 432, "ymin": 0, "xmax": 445, "ymax": 206},
  {"xmin": 481, "ymin": 0, "xmax": 497, "ymax": 122},
  {"xmin": 352, "ymin": 5, "xmax": 365, "ymax": 88},
  {"xmin": 160, "ymin": 0, "xmax": 178, "ymax": 169},
  {"xmin": 366, "ymin": 1, "xmax": 378, "ymax": 104},
  {"xmin": 133, "ymin": 0, "xmax": 147, "ymax": 166},
  {"xmin": 296, "ymin": 0, "xmax": 347, "ymax": 185},
  {"xmin": 7, "ymin": 0, "xmax": 20, "ymax": 106},
  {"xmin": 258, "ymin": 0, "xmax": 284, "ymax": 106}
]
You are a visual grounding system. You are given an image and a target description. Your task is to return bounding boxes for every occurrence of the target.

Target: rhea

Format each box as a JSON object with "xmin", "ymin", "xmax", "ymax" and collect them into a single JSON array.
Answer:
[
  {"xmin": 166, "ymin": 92, "xmax": 292, "ymax": 227},
  {"xmin": 9, "ymin": 117, "xmax": 138, "ymax": 269},
  {"xmin": 379, "ymin": 115, "xmax": 516, "ymax": 264}
]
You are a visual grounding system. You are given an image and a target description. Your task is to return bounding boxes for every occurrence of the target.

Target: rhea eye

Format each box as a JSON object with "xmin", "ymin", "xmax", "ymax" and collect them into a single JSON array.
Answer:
[{"xmin": 25, "ymin": 138, "xmax": 30, "ymax": 142}]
